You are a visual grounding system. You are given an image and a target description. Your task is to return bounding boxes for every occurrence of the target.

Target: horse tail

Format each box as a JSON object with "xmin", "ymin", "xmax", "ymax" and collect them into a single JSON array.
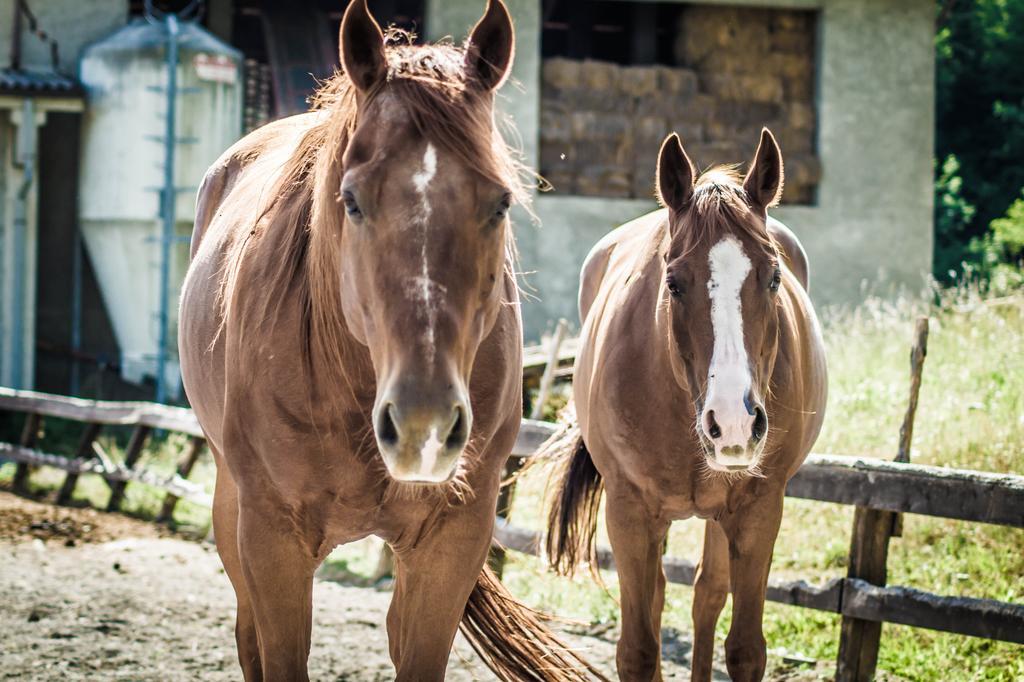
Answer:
[
  {"xmin": 545, "ymin": 426, "xmax": 604, "ymax": 578},
  {"xmin": 460, "ymin": 566, "xmax": 608, "ymax": 681}
]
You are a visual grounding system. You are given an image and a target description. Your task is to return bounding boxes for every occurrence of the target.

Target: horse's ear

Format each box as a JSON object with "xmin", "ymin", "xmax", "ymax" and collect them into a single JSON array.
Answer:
[
  {"xmin": 744, "ymin": 128, "xmax": 784, "ymax": 210},
  {"xmin": 340, "ymin": 0, "xmax": 386, "ymax": 92},
  {"xmin": 464, "ymin": 0, "xmax": 515, "ymax": 91},
  {"xmin": 656, "ymin": 133, "xmax": 695, "ymax": 213}
]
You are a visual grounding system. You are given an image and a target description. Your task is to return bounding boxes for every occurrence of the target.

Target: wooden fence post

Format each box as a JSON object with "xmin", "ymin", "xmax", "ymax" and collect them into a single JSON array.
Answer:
[
  {"xmin": 836, "ymin": 317, "xmax": 929, "ymax": 681},
  {"xmin": 11, "ymin": 413, "xmax": 42, "ymax": 494},
  {"xmin": 489, "ymin": 319, "xmax": 569, "ymax": 577},
  {"xmin": 106, "ymin": 425, "xmax": 152, "ymax": 512},
  {"xmin": 892, "ymin": 316, "xmax": 929, "ymax": 537},
  {"xmin": 56, "ymin": 422, "xmax": 103, "ymax": 504},
  {"xmin": 836, "ymin": 506, "xmax": 895, "ymax": 681},
  {"xmin": 156, "ymin": 436, "xmax": 205, "ymax": 522}
]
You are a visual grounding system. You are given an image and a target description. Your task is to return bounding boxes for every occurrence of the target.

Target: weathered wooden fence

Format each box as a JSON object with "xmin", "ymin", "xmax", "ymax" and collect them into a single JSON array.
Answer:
[
  {"xmin": 0, "ymin": 342, "xmax": 564, "ymax": 518},
  {"xmin": 2, "ymin": 326, "xmax": 1022, "ymax": 681},
  {"xmin": 500, "ymin": 422, "xmax": 1024, "ymax": 681},
  {"xmin": 0, "ymin": 389, "xmax": 210, "ymax": 517}
]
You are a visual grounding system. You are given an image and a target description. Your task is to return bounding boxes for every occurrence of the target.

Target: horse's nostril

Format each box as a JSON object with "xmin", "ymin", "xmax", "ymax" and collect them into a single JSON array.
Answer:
[
  {"xmin": 377, "ymin": 403, "xmax": 399, "ymax": 448},
  {"xmin": 752, "ymin": 405, "xmax": 768, "ymax": 442},
  {"xmin": 445, "ymin": 405, "xmax": 468, "ymax": 450},
  {"xmin": 706, "ymin": 410, "xmax": 722, "ymax": 440}
]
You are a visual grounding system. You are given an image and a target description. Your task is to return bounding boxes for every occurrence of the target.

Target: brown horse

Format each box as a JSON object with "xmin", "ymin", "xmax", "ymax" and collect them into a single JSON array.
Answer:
[
  {"xmin": 546, "ymin": 130, "xmax": 828, "ymax": 681},
  {"xmin": 179, "ymin": 2, "xmax": 599, "ymax": 680}
]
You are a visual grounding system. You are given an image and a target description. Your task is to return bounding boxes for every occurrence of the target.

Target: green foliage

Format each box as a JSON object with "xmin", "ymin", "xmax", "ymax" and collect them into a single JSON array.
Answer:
[
  {"xmin": 935, "ymin": 0, "xmax": 1024, "ymax": 281},
  {"xmin": 966, "ymin": 190, "xmax": 1024, "ymax": 290},
  {"xmin": 934, "ymin": 155, "xmax": 977, "ymax": 278}
]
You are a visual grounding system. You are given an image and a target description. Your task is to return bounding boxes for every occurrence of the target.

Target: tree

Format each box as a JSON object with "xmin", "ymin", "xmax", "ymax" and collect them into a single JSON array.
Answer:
[{"xmin": 935, "ymin": 0, "xmax": 1024, "ymax": 280}]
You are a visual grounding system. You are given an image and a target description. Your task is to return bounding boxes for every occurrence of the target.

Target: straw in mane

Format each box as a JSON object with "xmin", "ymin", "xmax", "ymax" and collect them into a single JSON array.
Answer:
[{"xmin": 662, "ymin": 164, "xmax": 780, "ymax": 257}]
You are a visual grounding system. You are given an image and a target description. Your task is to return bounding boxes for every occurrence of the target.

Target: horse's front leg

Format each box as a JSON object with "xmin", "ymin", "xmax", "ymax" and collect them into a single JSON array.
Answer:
[
  {"xmin": 719, "ymin": 491, "xmax": 785, "ymax": 682},
  {"xmin": 210, "ymin": 461, "xmax": 263, "ymax": 681},
  {"xmin": 385, "ymin": 497, "xmax": 496, "ymax": 681},
  {"xmin": 236, "ymin": 493, "xmax": 319, "ymax": 682},
  {"xmin": 690, "ymin": 519, "xmax": 730, "ymax": 682},
  {"xmin": 606, "ymin": 485, "xmax": 671, "ymax": 682}
]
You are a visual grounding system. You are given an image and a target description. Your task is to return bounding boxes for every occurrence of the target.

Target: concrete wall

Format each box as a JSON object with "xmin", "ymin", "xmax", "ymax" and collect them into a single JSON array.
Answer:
[
  {"xmin": 425, "ymin": 0, "xmax": 935, "ymax": 340},
  {"xmin": 0, "ymin": 0, "xmax": 127, "ymax": 73}
]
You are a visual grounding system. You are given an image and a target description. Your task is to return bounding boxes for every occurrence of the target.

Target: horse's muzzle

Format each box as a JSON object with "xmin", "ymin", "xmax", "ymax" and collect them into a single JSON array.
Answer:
[
  {"xmin": 374, "ymin": 394, "xmax": 470, "ymax": 483},
  {"xmin": 698, "ymin": 397, "xmax": 768, "ymax": 473}
]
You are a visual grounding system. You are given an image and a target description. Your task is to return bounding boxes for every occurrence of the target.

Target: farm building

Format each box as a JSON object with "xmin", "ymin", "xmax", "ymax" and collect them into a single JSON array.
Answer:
[
  {"xmin": 0, "ymin": 0, "xmax": 933, "ymax": 398},
  {"xmin": 475, "ymin": 0, "xmax": 937, "ymax": 334}
]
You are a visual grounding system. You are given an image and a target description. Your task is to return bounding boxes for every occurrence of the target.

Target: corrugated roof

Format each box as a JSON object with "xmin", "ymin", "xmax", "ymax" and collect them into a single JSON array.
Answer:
[{"xmin": 0, "ymin": 69, "xmax": 82, "ymax": 97}]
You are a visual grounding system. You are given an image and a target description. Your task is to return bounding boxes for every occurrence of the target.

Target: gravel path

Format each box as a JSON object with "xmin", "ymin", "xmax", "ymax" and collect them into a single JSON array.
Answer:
[{"xmin": 0, "ymin": 491, "xmax": 738, "ymax": 680}]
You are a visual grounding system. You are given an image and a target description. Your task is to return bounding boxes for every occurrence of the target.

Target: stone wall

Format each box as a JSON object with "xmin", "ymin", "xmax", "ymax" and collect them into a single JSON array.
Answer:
[{"xmin": 539, "ymin": 5, "xmax": 819, "ymax": 205}]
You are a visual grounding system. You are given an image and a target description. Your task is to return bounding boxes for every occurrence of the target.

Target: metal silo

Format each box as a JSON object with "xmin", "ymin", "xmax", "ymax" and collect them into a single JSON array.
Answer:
[{"xmin": 78, "ymin": 9, "xmax": 241, "ymax": 400}]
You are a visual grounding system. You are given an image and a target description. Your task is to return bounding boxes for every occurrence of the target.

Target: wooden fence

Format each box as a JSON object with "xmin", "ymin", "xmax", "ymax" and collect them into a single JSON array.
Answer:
[
  {"xmin": 498, "ymin": 318, "xmax": 1024, "ymax": 681},
  {"xmin": 2, "ymin": 331, "xmax": 1023, "ymax": 681},
  {"xmin": 0, "ymin": 389, "xmax": 209, "ymax": 518},
  {"xmin": 0, "ymin": 341, "xmax": 562, "ymax": 519}
]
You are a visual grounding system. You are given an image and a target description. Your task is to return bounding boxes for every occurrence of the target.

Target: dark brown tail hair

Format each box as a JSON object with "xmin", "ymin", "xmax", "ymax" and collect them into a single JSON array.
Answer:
[
  {"xmin": 460, "ymin": 566, "xmax": 608, "ymax": 681},
  {"xmin": 545, "ymin": 433, "xmax": 604, "ymax": 578}
]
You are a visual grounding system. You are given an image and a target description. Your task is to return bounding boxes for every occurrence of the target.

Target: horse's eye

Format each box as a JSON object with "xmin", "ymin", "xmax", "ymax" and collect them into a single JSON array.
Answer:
[
  {"xmin": 770, "ymin": 267, "xmax": 782, "ymax": 292},
  {"xmin": 494, "ymin": 192, "xmax": 512, "ymax": 220},
  {"xmin": 342, "ymin": 191, "xmax": 361, "ymax": 218},
  {"xmin": 666, "ymin": 276, "xmax": 683, "ymax": 298}
]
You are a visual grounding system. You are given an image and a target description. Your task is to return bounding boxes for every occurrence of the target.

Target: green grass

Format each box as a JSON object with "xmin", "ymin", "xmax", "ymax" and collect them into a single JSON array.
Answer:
[{"xmin": 3, "ymin": 285, "xmax": 1022, "ymax": 679}]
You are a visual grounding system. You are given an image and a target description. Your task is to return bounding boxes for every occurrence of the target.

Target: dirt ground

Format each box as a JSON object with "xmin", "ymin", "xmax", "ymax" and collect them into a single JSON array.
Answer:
[{"xmin": 0, "ymin": 491, "xmax": 766, "ymax": 680}]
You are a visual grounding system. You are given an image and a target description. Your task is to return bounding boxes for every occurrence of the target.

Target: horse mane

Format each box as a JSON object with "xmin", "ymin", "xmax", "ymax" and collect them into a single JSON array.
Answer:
[
  {"xmin": 675, "ymin": 165, "xmax": 778, "ymax": 257},
  {"xmin": 218, "ymin": 30, "xmax": 530, "ymax": 394}
]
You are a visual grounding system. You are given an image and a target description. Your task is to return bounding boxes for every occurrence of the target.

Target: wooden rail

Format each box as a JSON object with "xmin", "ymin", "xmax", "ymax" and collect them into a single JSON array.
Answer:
[
  {"xmin": 3, "ymin": 383, "xmax": 1023, "ymax": 672},
  {"xmin": 511, "ymin": 424, "xmax": 1024, "ymax": 528},
  {"xmin": 0, "ymin": 390, "xmax": 558, "ymax": 514},
  {"xmin": 492, "ymin": 518, "xmax": 1024, "ymax": 645},
  {"xmin": 0, "ymin": 442, "xmax": 211, "ymax": 506},
  {"xmin": 785, "ymin": 455, "xmax": 1024, "ymax": 527},
  {"xmin": 0, "ymin": 388, "xmax": 202, "ymax": 435},
  {"xmin": 0, "ymin": 388, "xmax": 207, "ymax": 517},
  {"xmin": 497, "ymin": 421, "xmax": 1024, "ymax": 654}
]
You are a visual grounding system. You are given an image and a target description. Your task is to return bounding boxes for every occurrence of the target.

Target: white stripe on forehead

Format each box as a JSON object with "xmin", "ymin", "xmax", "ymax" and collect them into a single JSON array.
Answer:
[
  {"xmin": 412, "ymin": 143, "xmax": 437, "ymax": 199},
  {"xmin": 411, "ymin": 143, "xmax": 440, "ymax": 366},
  {"xmin": 707, "ymin": 235, "xmax": 752, "ymax": 389}
]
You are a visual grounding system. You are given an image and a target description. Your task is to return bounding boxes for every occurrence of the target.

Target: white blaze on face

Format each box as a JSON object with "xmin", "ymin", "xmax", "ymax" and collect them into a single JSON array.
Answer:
[
  {"xmin": 409, "ymin": 143, "xmax": 440, "ymax": 365},
  {"xmin": 703, "ymin": 236, "xmax": 755, "ymax": 456},
  {"xmin": 412, "ymin": 143, "xmax": 437, "ymax": 213},
  {"xmin": 418, "ymin": 426, "xmax": 444, "ymax": 478}
]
